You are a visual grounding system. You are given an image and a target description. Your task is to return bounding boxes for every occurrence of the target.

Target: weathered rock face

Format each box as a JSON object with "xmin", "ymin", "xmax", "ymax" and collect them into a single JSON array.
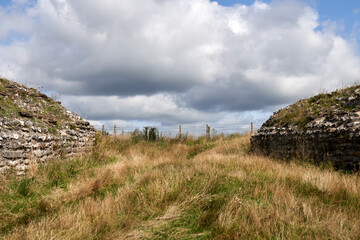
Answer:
[
  {"xmin": 251, "ymin": 85, "xmax": 360, "ymax": 171},
  {"xmin": 0, "ymin": 78, "xmax": 95, "ymax": 175}
]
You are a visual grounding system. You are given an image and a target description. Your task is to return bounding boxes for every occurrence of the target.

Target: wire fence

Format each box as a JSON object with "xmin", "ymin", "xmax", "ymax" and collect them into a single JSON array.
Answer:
[{"xmin": 100, "ymin": 122, "xmax": 258, "ymax": 137}]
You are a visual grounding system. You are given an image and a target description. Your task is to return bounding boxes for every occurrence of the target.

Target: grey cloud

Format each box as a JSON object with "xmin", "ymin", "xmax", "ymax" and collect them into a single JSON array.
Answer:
[
  {"xmin": 61, "ymin": 94, "xmax": 225, "ymax": 126},
  {"xmin": 0, "ymin": 0, "xmax": 360, "ymax": 127},
  {"xmin": 183, "ymin": 76, "xmax": 291, "ymax": 112}
]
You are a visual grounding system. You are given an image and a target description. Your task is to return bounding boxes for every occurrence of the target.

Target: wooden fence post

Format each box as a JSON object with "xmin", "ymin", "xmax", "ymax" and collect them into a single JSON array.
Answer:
[
  {"xmin": 179, "ymin": 125, "xmax": 182, "ymax": 138},
  {"xmin": 206, "ymin": 125, "xmax": 210, "ymax": 139},
  {"xmin": 145, "ymin": 127, "xmax": 149, "ymax": 140},
  {"xmin": 251, "ymin": 122, "xmax": 254, "ymax": 135},
  {"xmin": 114, "ymin": 125, "xmax": 117, "ymax": 136},
  {"xmin": 102, "ymin": 125, "xmax": 105, "ymax": 136}
]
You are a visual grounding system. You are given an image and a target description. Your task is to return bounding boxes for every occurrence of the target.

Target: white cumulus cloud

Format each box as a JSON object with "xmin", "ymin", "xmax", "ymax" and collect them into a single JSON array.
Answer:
[{"xmin": 0, "ymin": 0, "xmax": 359, "ymax": 130}]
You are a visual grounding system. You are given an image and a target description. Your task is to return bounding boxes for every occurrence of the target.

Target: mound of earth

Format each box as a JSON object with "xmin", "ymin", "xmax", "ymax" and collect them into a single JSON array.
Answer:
[
  {"xmin": 251, "ymin": 85, "xmax": 360, "ymax": 171},
  {"xmin": 0, "ymin": 78, "xmax": 95, "ymax": 175}
]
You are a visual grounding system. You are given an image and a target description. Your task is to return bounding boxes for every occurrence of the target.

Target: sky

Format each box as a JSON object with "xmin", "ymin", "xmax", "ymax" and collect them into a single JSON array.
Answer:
[{"xmin": 0, "ymin": 0, "xmax": 359, "ymax": 135}]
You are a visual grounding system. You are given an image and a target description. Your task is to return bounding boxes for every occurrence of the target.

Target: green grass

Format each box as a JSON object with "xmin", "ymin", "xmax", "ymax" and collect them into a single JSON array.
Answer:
[
  {"xmin": 0, "ymin": 153, "xmax": 117, "ymax": 235},
  {"xmin": 1, "ymin": 135, "xmax": 359, "ymax": 239},
  {"xmin": 0, "ymin": 97, "xmax": 22, "ymax": 117},
  {"xmin": 0, "ymin": 78, "xmax": 10, "ymax": 86},
  {"xmin": 269, "ymin": 84, "xmax": 360, "ymax": 129},
  {"xmin": 48, "ymin": 127, "xmax": 58, "ymax": 135}
]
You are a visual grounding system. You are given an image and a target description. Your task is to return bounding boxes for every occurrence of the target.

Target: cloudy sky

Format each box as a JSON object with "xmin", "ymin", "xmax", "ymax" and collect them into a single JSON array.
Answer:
[{"xmin": 0, "ymin": 0, "xmax": 359, "ymax": 135}]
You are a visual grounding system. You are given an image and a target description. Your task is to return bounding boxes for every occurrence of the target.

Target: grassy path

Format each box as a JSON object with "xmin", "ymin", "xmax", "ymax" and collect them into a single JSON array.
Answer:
[{"xmin": 1, "ymin": 134, "xmax": 359, "ymax": 239}]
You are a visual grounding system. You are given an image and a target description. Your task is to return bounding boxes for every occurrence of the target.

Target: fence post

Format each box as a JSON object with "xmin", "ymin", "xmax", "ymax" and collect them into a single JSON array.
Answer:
[
  {"xmin": 251, "ymin": 122, "xmax": 254, "ymax": 135},
  {"xmin": 179, "ymin": 125, "xmax": 182, "ymax": 138},
  {"xmin": 114, "ymin": 125, "xmax": 117, "ymax": 136},
  {"xmin": 206, "ymin": 124, "xmax": 210, "ymax": 140},
  {"xmin": 145, "ymin": 127, "xmax": 149, "ymax": 140},
  {"xmin": 102, "ymin": 125, "xmax": 105, "ymax": 136}
]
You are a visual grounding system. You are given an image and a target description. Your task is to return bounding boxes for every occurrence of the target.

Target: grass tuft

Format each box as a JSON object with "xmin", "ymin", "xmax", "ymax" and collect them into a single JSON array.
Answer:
[{"xmin": 0, "ymin": 134, "xmax": 359, "ymax": 239}]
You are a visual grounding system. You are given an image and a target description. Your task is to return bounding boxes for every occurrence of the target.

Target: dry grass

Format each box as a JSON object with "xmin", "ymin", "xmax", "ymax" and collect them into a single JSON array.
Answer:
[{"xmin": 0, "ymin": 134, "xmax": 359, "ymax": 239}]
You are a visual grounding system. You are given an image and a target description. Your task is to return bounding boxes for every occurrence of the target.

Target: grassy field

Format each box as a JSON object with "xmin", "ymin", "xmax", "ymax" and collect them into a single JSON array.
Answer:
[{"xmin": 0, "ymin": 134, "xmax": 359, "ymax": 239}]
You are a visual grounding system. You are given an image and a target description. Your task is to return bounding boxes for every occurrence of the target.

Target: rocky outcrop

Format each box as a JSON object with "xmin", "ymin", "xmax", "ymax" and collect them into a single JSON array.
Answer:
[
  {"xmin": 251, "ymin": 85, "xmax": 360, "ymax": 171},
  {"xmin": 0, "ymin": 78, "xmax": 95, "ymax": 175}
]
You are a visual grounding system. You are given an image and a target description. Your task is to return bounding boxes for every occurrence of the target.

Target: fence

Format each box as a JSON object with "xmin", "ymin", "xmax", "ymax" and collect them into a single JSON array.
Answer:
[{"xmin": 100, "ymin": 122, "xmax": 257, "ymax": 137}]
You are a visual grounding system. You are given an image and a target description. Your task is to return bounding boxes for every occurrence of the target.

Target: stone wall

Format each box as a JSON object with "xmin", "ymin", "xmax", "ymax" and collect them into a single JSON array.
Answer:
[
  {"xmin": 0, "ymin": 116, "xmax": 95, "ymax": 175},
  {"xmin": 251, "ymin": 111, "xmax": 360, "ymax": 171},
  {"xmin": 0, "ymin": 78, "xmax": 96, "ymax": 175}
]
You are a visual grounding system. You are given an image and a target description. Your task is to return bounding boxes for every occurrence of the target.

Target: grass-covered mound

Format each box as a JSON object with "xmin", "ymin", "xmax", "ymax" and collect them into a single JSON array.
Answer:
[
  {"xmin": 1, "ymin": 134, "xmax": 359, "ymax": 239},
  {"xmin": 0, "ymin": 78, "xmax": 84, "ymax": 135},
  {"xmin": 264, "ymin": 84, "xmax": 360, "ymax": 130}
]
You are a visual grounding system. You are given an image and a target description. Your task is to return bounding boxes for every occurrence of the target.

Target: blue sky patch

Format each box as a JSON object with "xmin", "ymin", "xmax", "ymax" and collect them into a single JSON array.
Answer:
[{"xmin": 213, "ymin": 0, "xmax": 360, "ymax": 42}]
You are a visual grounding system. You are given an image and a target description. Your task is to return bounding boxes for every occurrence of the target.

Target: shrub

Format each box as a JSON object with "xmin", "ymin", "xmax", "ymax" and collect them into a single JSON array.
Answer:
[{"xmin": 143, "ymin": 126, "xmax": 159, "ymax": 141}]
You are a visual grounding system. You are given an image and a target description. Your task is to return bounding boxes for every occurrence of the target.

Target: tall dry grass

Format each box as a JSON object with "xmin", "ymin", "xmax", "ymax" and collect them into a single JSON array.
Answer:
[{"xmin": 0, "ymin": 134, "xmax": 359, "ymax": 239}]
